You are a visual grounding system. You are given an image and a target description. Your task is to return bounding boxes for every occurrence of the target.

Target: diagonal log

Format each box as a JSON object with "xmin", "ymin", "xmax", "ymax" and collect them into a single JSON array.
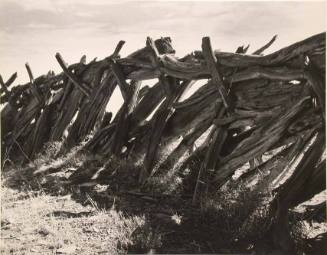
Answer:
[
  {"xmin": 109, "ymin": 40, "xmax": 125, "ymax": 59},
  {"xmin": 155, "ymin": 116, "xmax": 213, "ymax": 177},
  {"xmin": 213, "ymin": 96, "xmax": 311, "ymax": 186},
  {"xmin": 0, "ymin": 73, "xmax": 18, "ymax": 110},
  {"xmin": 274, "ymin": 130, "xmax": 325, "ymax": 207},
  {"xmin": 252, "ymin": 35, "xmax": 278, "ymax": 55},
  {"xmin": 140, "ymin": 80, "xmax": 192, "ymax": 182},
  {"xmin": 264, "ymin": 130, "xmax": 325, "ymax": 253},
  {"xmin": 192, "ymin": 106, "xmax": 227, "ymax": 205},
  {"xmin": 0, "ymin": 72, "xmax": 17, "ymax": 95},
  {"xmin": 55, "ymin": 53, "xmax": 92, "ymax": 98},
  {"xmin": 108, "ymin": 80, "xmax": 142, "ymax": 156},
  {"xmin": 108, "ymin": 58, "xmax": 129, "ymax": 102},
  {"xmin": 107, "ymin": 40, "xmax": 129, "ymax": 102}
]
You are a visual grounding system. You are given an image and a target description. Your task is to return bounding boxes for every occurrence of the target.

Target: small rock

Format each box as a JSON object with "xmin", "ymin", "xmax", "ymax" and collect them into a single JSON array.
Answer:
[
  {"xmin": 38, "ymin": 226, "xmax": 53, "ymax": 236},
  {"xmin": 56, "ymin": 245, "xmax": 77, "ymax": 254},
  {"xmin": 1, "ymin": 218, "xmax": 11, "ymax": 228}
]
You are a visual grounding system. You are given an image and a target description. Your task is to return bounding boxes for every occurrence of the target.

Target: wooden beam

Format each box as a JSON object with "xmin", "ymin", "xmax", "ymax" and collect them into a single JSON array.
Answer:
[
  {"xmin": 25, "ymin": 63, "xmax": 43, "ymax": 104},
  {"xmin": 252, "ymin": 35, "xmax": 278, "ymax": 55},
  {"xmin": 192, "ymin": 106, "xmax": 227, "ymax": 205},
  {"xmin": 146, "ymin": 37, "xmax": 161, "ymax": 65},
  {"xmin": 107, "ymin": 58, "xmax": 129, "ymax": 102},
  {"xmin": 304, "ymin": 57, "xmax": 325, "ymax": 120},
  {"xmin": 0, "ymin": 72, "xmax": 17, "ymax": 94},
  {"xmin": 106, "ymin": 40, "xmax": 129, "ymax": 102},
  {"xmin": 146, "ymin": 36, "xmax": 174, "ymax": 96},
  {"xmin": 227, "ymin": 66, "xmax": 305, "ymax": 83},
  {"xmin": 0, "ymin": 75, "xmax": 10, "ymax": 96},
  {"xmin": 55, "ymin": 53, "xmax": 92, "ymax": 98},
  {"xmin": 201, "ymin": 37, "xmax": 230, "ymax": 112},
  {"xmin": 212, "ymin": 97, "xmax": 310, "ymax": 186},
  {"xmin": 141, "ymin": 79, "xmax": 191, "ymax": 182},
  {"xmin": 110, "ymin": 40, "xmax": 125, "ymax": 59},
  {"xmin": 110, "ymin": 80, "xmax": 142, "ymax": 156}
]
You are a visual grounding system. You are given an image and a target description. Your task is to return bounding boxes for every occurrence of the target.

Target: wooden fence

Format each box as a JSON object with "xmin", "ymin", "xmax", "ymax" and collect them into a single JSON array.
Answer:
[{"xmin": 1, "ymin": 32, "xmax": 325, "ymax": 252}]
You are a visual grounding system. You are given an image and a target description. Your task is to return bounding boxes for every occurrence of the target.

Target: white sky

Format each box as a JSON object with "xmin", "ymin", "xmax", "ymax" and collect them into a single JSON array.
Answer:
[{"xmin": 0, "ymin": 0, "xmax": 326, "ymax": 85}]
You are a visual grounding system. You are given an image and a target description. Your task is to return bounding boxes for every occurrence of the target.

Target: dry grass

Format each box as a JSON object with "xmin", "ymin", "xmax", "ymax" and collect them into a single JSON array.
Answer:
[{"xmin": 1, "ymin": 185, "xmax": 145, "ymax": 254}]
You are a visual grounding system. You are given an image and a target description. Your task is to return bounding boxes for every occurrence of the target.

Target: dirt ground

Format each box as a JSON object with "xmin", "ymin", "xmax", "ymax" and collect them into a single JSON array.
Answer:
[
  {"xmin": 1, "ymin": 155, "xmax": 326, "ymax": 254},
  {"xmin": 1, "ymin": 186, "xmax": 146, "ymax": 254},
  {"xmin": 0, "ymin": 181, "xmax": 251, "ymax": 254}
]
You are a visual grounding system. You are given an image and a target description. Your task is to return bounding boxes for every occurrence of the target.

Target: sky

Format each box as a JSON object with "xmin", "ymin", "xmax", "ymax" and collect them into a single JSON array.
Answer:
[{"xmin": 0, "ymin": 0, "xmax": 326, "ymax": 85}]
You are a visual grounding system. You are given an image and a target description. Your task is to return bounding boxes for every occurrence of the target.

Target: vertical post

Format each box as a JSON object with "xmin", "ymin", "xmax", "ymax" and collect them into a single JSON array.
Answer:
[{"xmin": 25, "ymin": 63, "xmax": 43, "ymax": 104}]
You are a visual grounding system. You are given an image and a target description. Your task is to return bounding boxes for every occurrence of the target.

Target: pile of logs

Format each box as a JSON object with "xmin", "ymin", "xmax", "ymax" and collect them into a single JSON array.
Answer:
[{"xmin": 1, "ymin": 32, "xmax": 325, "ymax": 253}]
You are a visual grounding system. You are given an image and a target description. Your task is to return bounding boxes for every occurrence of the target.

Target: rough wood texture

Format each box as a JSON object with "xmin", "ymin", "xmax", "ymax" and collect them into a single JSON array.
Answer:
[{"xmin": 1, "ymin": 34, "xmax": 325, "ymax": 253}]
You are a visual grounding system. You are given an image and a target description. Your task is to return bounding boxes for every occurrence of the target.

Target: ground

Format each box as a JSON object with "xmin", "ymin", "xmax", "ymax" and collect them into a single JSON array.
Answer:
[
  {"xmin": 0, "ymin": 178, "xmax": 251, "ymax": 254},
  {"xmin": 1, "ymin": 151, "xmax": 326, "ymax": 254},
  {"xmin": 1, "ymin": 186, "xmax": 144, "ymax": 254}
]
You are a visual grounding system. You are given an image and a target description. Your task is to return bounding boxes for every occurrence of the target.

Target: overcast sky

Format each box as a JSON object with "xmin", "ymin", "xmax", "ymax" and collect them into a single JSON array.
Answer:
[{"xmin": 0, "ymin": 0, "xmax": 326, "ymax": 85}]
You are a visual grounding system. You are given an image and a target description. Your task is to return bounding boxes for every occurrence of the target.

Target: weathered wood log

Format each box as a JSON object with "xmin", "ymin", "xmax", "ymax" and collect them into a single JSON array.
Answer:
[
  {"xmin": 52, "ymin": 61, "xmax": 108, "ymax": 148},
  {"xmin": 0, "ymin": 72, "xmax": 17, "ymax": 97},
  {"xmin": 86, "ymin": 123, "xmax": 117, "ymax": 153},
  {"xmin": 304, "ymin": 57, "xmax": 325, "ymax": 119},
  {"xmin": 201, "ymin": 37, "xmax": 230, "ymax": 110},
  {"xmin": 26, "ymin": 103, "xmax": 57, "ymax": 158},
  {"xmin": 117, "ymin": 32, "xmax": 325, "ymax": 81},
  {"xmin": 264, "ymin": 130, "xmax": 325, "ymax": 253},
  {"xmin": 55, "ymin": 53, "xmax": 92, "ymax": 97},
  {"xmin": 63, "ymin": 72, "xmax": 115, "ymax": 149},
  {"xmin": 25, "ymin": 63, "xmax": 44, "ymax": 104},
  {"xmin": 213, "ymin": 96, "xmax": 311, "ymax": 186},
  {"xmin": 192, "ymin": 106, "xmax": 227, "ymax": 205},
  {"xmin": 252, "ymin": 35, "xmax": 277, "ymax": 55},
  {"xmin": 85, "ymin": 82, "xmax": 164, "ymax": 154},
  {"xmin": 192, "ymin": 37, "xmax": 233, "ymax": 205},
  {"xmin": 274, "ymin": 130, "xmax": 325, "ymax": 207},
  {"xmin": 204, "ymin": 32, "xmax": 324, "ymax": 68},
  {"xmin": 64, "ymin": 38, "xmax": 176, "ymax": 152},
  {"xmin": 2, "ymin": 33, "xmax": 325, "ymax": 208},
  {"xmin": 108, "ymin": 58, "xmax": 129, "ymax": 102},
  {"xmin": 108, "ymin": 80, "xmax": 142, "ymax": 156},
  {"xmin": 242, "ymin": 127, "xmax": 317, "ymax": 191},
  {"xmin": 50, "ymin": 87, "xmax": 83, "ymax": 141},
  {"xmin": 110, "ymin": 40, "xmax": 125, "ymax": 59},
  {"xmin": 141, "ymin": 79, "xmax": 192, "ymax": 182},
  {"xmin": 155, "ymin": 117, "xmax": 213, "ymax": 177}
]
